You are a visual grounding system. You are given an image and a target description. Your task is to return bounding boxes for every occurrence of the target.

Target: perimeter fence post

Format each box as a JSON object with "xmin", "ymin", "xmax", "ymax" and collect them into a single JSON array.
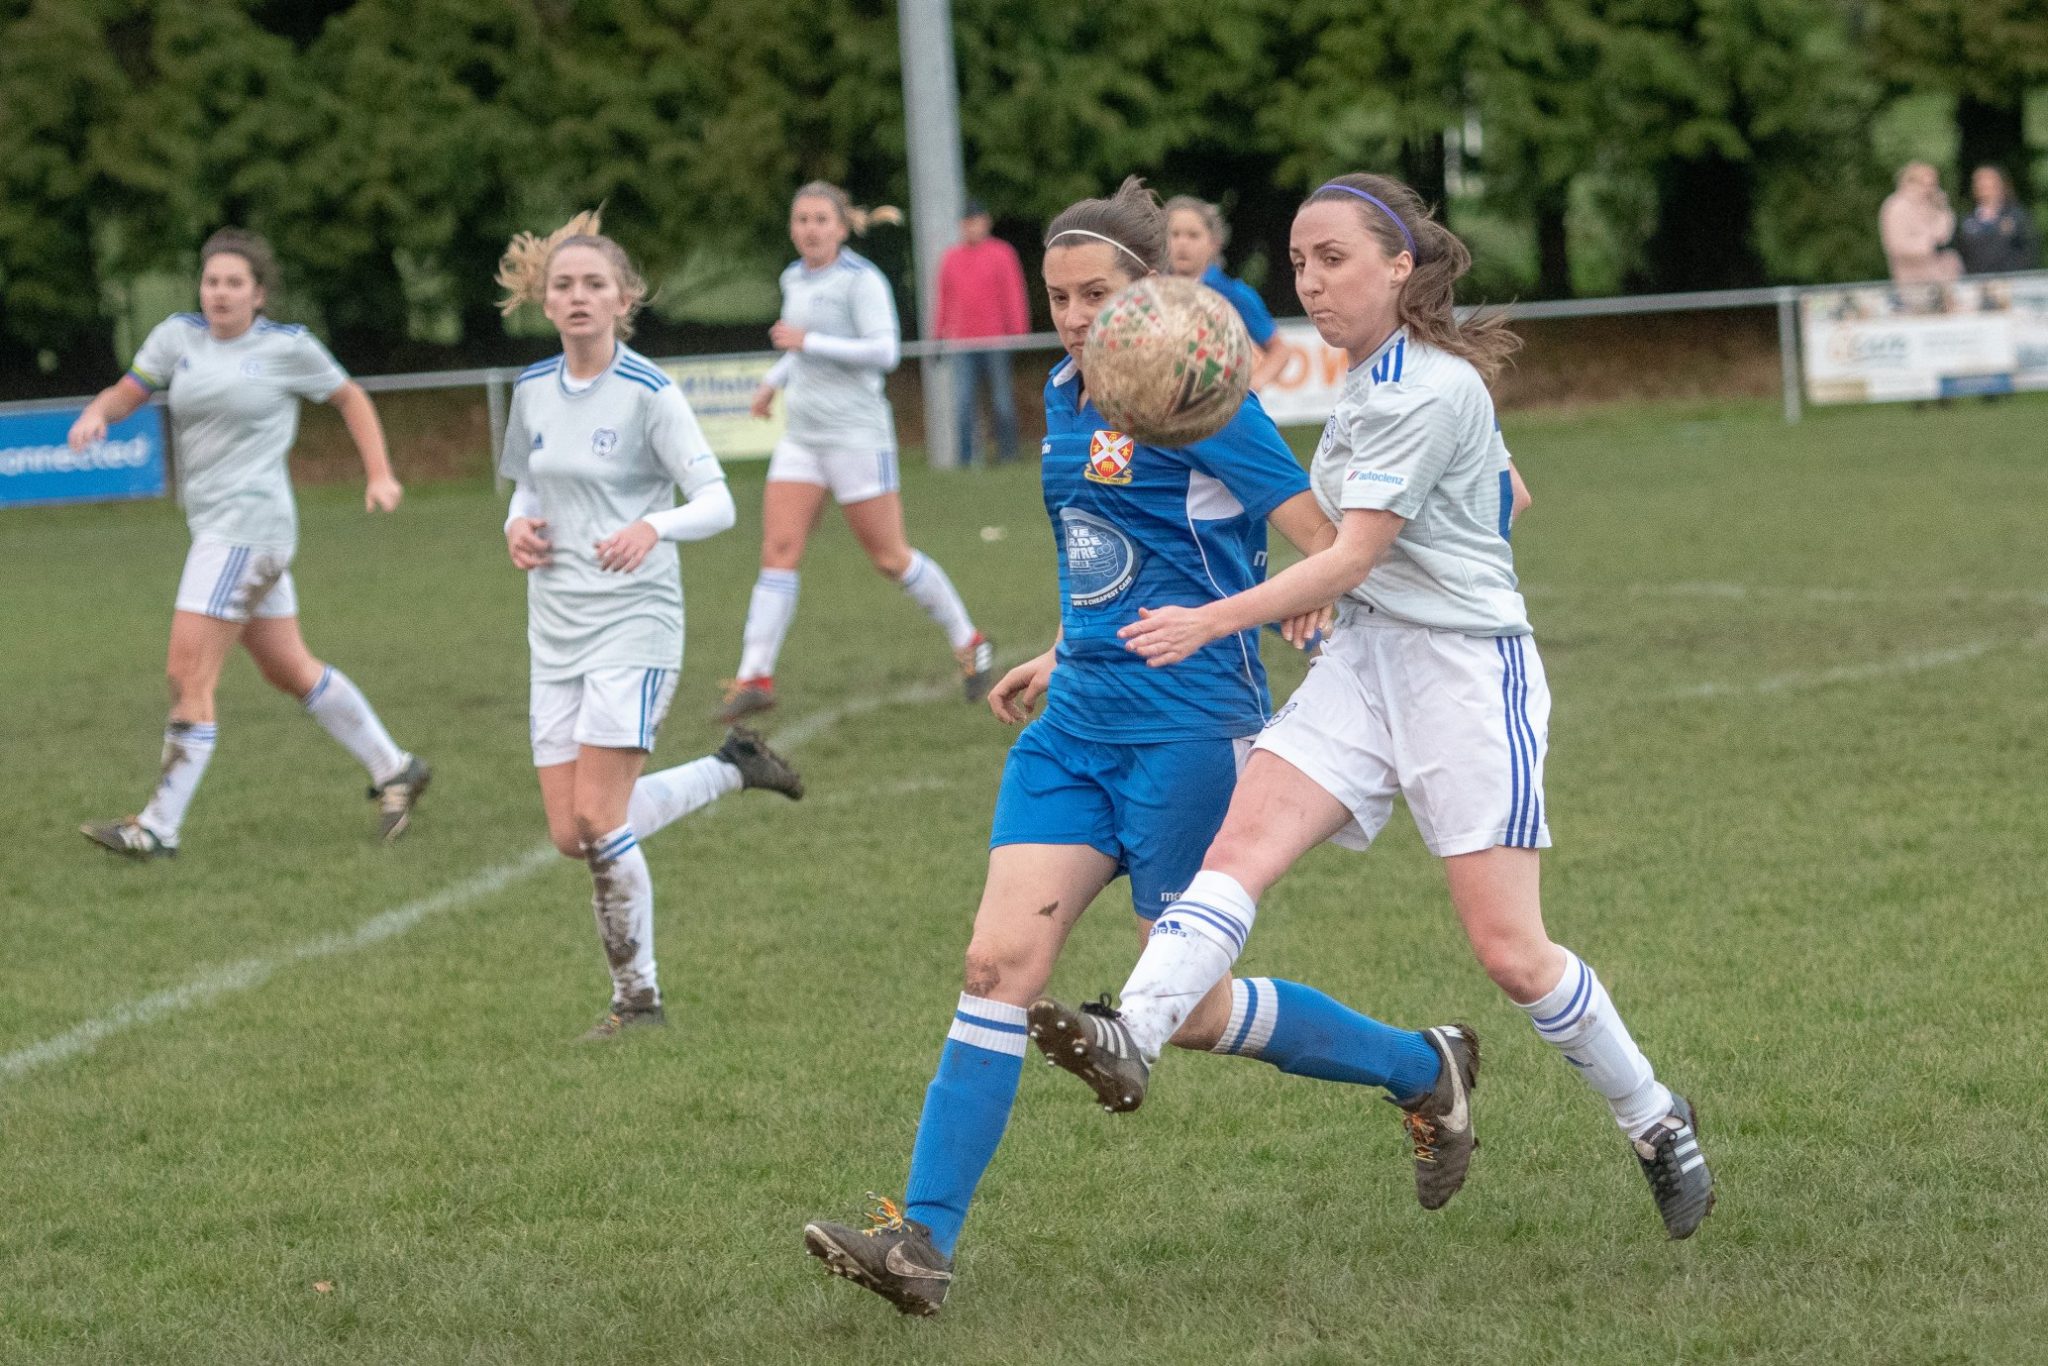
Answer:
[
  {"xmin": 1776, "ymin": 289, "xmax": 1803, "ymax": 425},
  {"xmin": 486, "ymin": 372, "xmax": 509, "ymax": 490}
]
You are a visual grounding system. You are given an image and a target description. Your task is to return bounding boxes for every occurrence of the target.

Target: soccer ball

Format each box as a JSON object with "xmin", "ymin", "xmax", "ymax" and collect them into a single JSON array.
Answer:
[{"xmin": 1083, "ymin": 275, "xmax": 1253, "ymax": 448}]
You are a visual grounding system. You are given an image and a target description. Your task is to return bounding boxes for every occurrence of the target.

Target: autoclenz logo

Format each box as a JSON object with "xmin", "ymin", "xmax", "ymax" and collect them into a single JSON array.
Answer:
[{"xmin": 0, "ymin": 437, "xmax": 154, "ymax": 479}]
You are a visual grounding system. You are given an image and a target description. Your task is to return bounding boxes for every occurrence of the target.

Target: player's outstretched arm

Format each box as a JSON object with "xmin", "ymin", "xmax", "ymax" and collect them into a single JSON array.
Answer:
[
  {"xmin": 331, "ymin": 381, "xmax": 401, "ymax": 512},
  {"xmin": 1120, "ymin": 508, "xmax": 1402, "ymax": 666},
  {"xmin": 67, "ymin": 376, "xmax": 150, "ymax": 452}
]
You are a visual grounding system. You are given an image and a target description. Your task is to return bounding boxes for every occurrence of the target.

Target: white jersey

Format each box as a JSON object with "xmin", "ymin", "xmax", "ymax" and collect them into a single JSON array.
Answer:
[
  {"xmin": 498, "ymin": 345, "xmax": 728, "ymax": 683},
  {"xmin": 777, "ymin": 250, "xmax": 898, "ymax": 448},
  {"xmin": 1310, "ymin": 329, "xmax": 1530, "ymax": 636},
  {"xmin": 128, "ymin": 313, "xmax": 349, "ymax": 552}
]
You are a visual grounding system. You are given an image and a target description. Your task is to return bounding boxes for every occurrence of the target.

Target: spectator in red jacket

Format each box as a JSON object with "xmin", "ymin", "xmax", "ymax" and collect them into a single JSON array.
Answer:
[{"xmin": 935, "ymin": 200, "xmax": 1029, "ymax": 465}]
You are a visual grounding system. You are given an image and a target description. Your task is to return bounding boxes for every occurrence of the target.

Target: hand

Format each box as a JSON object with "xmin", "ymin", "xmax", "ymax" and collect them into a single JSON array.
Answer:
[
  {"xmin": 67, "ymin": 409, "xmax": 106, "ymax": 453},
  {"xmin": 1278, "ymin": 603, "xmax": 1334, "ymax": 651},
  {"xmin": 988, "ymin": 651, "xmax": 1055, "ymax": 724},
  {"xmin": 769, "ymin": 321, "xmax": 806, "ymax": 351},
  {"xmin": 749, "ymin": 385, "xmax": 776, "ymax": 420},
  {"xmin": 365, "ymin": 476, "xmax": 403, "ymax": 513},
  {"xmin": 594, "ymin": 519, "xmax": 658, "ymax": 573},
  {"xmin": 506, "ymin": 517, "xmax": 553, "ymax": 570},
  {"xmin": 1117, "ymin": 604, "xmax": 1220, "ymax": 668}
]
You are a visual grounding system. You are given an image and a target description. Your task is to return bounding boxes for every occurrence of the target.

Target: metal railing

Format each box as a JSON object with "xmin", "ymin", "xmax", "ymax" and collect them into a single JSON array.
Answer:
[{"xmin": 0, "ymin": 280, "xmax": 1821, "ymax": 441}]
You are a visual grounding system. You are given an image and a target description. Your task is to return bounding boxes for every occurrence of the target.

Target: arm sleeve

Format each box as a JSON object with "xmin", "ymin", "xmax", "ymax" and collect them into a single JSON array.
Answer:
[
  {"xmin": 763, "ymin": 353, "xmax": 795, "ymax": 388},
  {"xmin": 1335, "ymin": 383, "xmax": 1460, "ymax": 521},
  {"xmin": 127, "ymin": 319, "xmax": 185, "ymax": 392},
  {"xmin": 648, "ymin": 385, "xmax": 728, "ymax": 497},
  {"xmin": 504, "ymin": 481, "xmax": 542, "ymax": 532},
  {"xmin": 1231, "ymin": 282, "xmax": 1278, "ymax": 348},
  {"xmin": 1182, "ymin": 394, "xmax": 1310, "ymax": 523},
  {"xmin": 497, "ymin": 388, "xmax": 532, "ymax": 483},
  {"xmin": 801, "ymin": 332, "xmax": 898, "ymax": 369},
  {"xmin": 643, "ymin": 481, "xmax": 736, "ymax": 542},
  {"xmin": 284, "ymin": 331, "xmax": 351, "ymax": 401}
]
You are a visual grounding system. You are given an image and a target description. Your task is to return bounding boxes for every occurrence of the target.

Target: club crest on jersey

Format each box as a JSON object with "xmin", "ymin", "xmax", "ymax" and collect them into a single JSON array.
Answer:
[
  {"xmin": 1085, "ymin": 430, "xmax": 1134, "ymax": 485},
  {"xmin": 591, "ymin": 427, "xmax": 620, "ymax": 458},
  {"xmin": 240, "ymin": 359, "xmax": 265, "ymax": 378}
]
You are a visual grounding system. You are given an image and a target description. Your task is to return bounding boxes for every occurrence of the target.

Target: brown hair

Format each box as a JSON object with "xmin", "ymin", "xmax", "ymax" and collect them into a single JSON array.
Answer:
[
  {"xmin": 792, "ymin": 181, "xmax": 904, "ymax": 235},
  {"xmin": 1043, "ymin": 176, "xmax": 1166, "ymax": 279},
  {"xmin": 199, "ymin": 228, "xmax": 280, "ymax": 298},
  {"xmin": 1163, "ymin": 195, "xmax": 1228, "ymax": 252},
  {"xmin": 495, "ymin": 209, "xmax": 650, "ymax": 339},
  {"xmin": 1303, "ymin": 173, "xmax": 1520, "ymax": 382}
]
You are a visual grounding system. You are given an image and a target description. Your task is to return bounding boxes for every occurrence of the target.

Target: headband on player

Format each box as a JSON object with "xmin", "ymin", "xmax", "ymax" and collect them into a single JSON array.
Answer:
[
  {"xmin": 1048, "ymin": 229, "xmax": 1151, "ymax": 272},
  {"xmin": 1315, "ymin": 184, "xmax": 1419, "ymax": 259}
]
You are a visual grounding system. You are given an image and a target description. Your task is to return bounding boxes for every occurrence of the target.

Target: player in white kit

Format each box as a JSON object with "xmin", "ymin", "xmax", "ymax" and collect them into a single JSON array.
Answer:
[
  {"xmin": 495, "ymin": 212, "xmax": 804, "ymax": 1040},
  {"xmin": 1035, "ymin": 173, "xmax": 1715, "ymax": 1240},
  {"xmin": 717, "ymin": 181, "xmax": 993, "ymax": 722},
  {"xmin": 69, "ymin": 229, "xmax": 429, "ymax": 859}
]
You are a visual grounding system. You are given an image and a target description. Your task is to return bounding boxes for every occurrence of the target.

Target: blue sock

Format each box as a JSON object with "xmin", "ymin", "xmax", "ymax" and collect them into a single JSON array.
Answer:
[
  {"xmin": 1211, "ymin": 977, "xmax": 1441, "ymax": 1101},
  {"xmin": 902, "ymin": 995, "xmax": 1026, "ymax": 1257}
]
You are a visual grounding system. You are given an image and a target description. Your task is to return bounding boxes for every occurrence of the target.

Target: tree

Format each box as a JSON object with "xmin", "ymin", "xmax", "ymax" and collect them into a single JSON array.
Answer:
[{"xmin": 1869, "ymin": 0, "xmax": 2048, "ymax": 200}]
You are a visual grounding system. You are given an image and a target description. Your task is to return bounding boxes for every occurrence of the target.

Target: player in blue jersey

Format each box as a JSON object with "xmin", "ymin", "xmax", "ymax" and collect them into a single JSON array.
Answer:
[
  {"xmin": 495, "ymin": 213, "xmax": 804, "ymax": 1040},
  {"xmin": 1166, "ymin": 196, "xmax": 1285, "ymax": 390},
  {"xmin": 69, "ymin": 228, "xmax": 429, "ymax": 858},
  {"xmin": 1037, "ymin": 172, "xmax": 1714, "ymax": 1241},
  {"xmin": 802, "ymin": 179, "xmax": 1478, "ymax": 1317}
]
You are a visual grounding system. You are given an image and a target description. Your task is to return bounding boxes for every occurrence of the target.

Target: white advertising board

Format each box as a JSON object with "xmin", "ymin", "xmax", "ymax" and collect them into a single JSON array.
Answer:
[
  {"xmin": 1800, "ymin": 273, "xmax": 2048, "ymax": 404},
  {"xmin": 661, "ymin": 355, "xmax": 785, "ymax": 459}
]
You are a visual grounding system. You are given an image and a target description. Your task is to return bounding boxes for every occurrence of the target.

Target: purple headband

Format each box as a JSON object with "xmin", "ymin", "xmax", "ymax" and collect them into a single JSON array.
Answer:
[{"xmin": 1315, "ymin": 183, "xmax": 1419, "ymax": 258}]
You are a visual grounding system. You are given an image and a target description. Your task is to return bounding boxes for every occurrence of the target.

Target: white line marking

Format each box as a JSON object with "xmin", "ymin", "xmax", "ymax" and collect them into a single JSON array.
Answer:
[
  {"xmin": 1669, "ymin": 641, "xmax": 2000, "ymax": 700},
  {"xmin": 3, "ymin": 664, "xmax": 1020, "ymax": 1084}
]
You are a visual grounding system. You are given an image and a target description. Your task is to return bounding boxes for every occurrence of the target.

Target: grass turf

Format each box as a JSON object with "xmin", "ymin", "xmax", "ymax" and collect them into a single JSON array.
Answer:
[{"xmin": 1, "ymin": 395, "xmax": 2044, "ymax": 1364}]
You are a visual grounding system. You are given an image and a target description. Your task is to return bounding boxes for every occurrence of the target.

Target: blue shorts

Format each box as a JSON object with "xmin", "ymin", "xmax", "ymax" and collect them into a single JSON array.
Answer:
[{"xmin": 989, "ymin": 718, "xmax": 1243, "ymax": 919}]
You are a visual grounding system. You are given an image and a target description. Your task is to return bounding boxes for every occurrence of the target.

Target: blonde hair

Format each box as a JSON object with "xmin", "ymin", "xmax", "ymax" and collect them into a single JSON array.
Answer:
[
  {"xmin": 792, "ymin": 181, "xmax": 904, "ymax": 235},
  {"xmin": 1303, "ymin": 173, "xmax": 1521, "ymax": 383},
  {"xmin": 1163, "ymin": 195, "xmax": 1228, "ymax": 252},
  {"xmin": 495, "ymin": 209, "xmax": 650, "ymax": 339}
]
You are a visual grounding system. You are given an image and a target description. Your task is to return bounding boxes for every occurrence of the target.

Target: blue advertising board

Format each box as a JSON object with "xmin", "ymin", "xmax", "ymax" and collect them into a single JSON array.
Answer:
[{"xmin": 0, "ymin": 406, "xmax": 168, "ymax": 510}]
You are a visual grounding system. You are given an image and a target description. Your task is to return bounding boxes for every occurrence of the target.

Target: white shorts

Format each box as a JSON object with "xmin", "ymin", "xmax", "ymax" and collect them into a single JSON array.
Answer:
[
  {"xmin": 174, "ymin": 540, "xmax": 298, "ymax": 623},
  {"xmin": 766, "ymin": 436, "xmax": 899, "ymax": 505},
  {"xmin": 530, "ymin": 667, "xmax": 679, "ymax": 767},
  {"xmin": 1254, "ymin": 610, "xmax": 1552, "ymax": 858}
]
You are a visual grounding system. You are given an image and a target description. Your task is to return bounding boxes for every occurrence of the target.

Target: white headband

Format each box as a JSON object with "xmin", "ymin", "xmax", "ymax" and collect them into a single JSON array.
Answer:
[{"xmin": 1048, "ymin": 229, "xmax": 1150, "ymax": 272}]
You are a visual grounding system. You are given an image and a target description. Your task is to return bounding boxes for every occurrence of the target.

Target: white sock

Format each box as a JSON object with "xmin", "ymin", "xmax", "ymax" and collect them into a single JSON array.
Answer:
[
  {"xmin": 137, "ymin": 721, "xmax": 217, "ymax": 846},
  {"xmin": 587, "ymin": 825, "xmax": 657, "ymax": 1005},
  {"xmin": 1117, "ymin": 870, "xmax": 1259, "ymax": 1061},
  {"xmin": 629, "ymin": 756, "xmax": 742, "ymax": 837},
  {"xmin": 737, "ymin": 569, "xmax": 800, "ymax": 681},
  {"xmin": 1519, "ymin": 950, "xmax": 1673, "ymax": 1136},
  {"xmin": 898, "ymin": 550, "xmax": 978, "ymax": 651},
  {"xmin": 302, "ymin": 666, "xmax": 408, "ymax": 786}
]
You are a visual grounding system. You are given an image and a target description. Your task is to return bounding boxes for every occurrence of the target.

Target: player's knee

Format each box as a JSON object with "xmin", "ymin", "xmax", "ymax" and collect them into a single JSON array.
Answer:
[
  {"xmin": 1470, "ymin": 931, "xmax": 1553, "ymax": 1002},
  {"xmin": 760, "ymin": 538, "xmax": 805, "ymax": 568},
  {"xmin": 960, "ymin": 946, "xmax": 1007, "ymax": 999},
  {"xmin": 1199, "ymin": 832, "xmax": 1275, "ymax": 897},
  {"xmin": 571, "ymin": 811, "xmax": 612, "ymax": 853},
  {"xmin": 871, "ymin": 548, "xmax": 912, "ymax": 579}
]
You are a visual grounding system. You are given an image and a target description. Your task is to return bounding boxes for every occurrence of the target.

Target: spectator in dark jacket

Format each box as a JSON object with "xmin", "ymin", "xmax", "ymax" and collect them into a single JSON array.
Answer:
[{"xmin": 1954, "ymin": 166, "xmax": 2039, "ymax": 276}]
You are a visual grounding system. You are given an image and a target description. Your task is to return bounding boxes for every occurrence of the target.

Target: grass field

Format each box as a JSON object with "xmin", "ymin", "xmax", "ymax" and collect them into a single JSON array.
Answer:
[{"xmin": 3, "ymin": 396, "xmax": 2045, "ymax": 1364}]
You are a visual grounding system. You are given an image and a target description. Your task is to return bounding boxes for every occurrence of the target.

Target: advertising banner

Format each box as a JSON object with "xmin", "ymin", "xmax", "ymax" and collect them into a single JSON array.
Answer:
[
  {"xmin": 0, "ymin": 406, "xmax": 167, "ymax": 510},
  {"xmin": 660, "ymin": 356, "xmax": 785, "ymax": 460},
  {"xmin": 1800, "ymin": 273, "xmax": 2048, "ymax": 404},
  {"xmin": 1253, "ymin": 320, "xmax": 1351, "ymax": 428}
]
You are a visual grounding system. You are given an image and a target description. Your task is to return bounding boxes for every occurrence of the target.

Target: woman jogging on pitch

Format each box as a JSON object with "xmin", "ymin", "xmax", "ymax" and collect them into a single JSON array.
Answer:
[
  {"xmin": 496, "ymin": 212, "xmax": 803, "ymax": 1041},
  {"xmin": 1165, "ymin": 195, "xmax": 1285, "ymax": 389},
  {"xmin": 72, "ymin": 229, "xmax": 429, "ymax": 859},
  {"xmin": 717, "ymin": 182, "xmax": 993, "ymax": 723},
  {"xmin": 1033, "ymin": 172, "xmax": 1715, "ymax": 1241},
  {"xmin": 803, "ymin": 179, "xmax": 1488, "ymax": 1318}
]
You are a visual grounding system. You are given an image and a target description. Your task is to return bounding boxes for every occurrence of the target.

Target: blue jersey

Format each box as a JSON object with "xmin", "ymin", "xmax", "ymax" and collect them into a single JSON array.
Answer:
[
  {"xmin": 1038, "ymin": 356, "xmax": 1309, "ymax": 744},
  {"xmin": 1202, "ymin": 264, "xmax": 1278, "ymax": 348}
]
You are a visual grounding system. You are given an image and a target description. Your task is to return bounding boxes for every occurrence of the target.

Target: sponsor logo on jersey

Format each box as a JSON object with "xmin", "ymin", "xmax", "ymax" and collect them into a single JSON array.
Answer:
[
  {"xmin": 1262, "ymin": 700, "xmax": 1299, "ymax": 730},
  {"xmin": 1085, "ymin": 429, "xmax": 1134, "ymax": 485},
  {"xmin": 1059, "ymin": 507, "xmax": 1139, "ymax": 607},
  {"xmin": 1346, "ymin": 468, "xmax": 1405, "ymax": 488},
  {"xmin": 591, "ymin": 427, "xmax": 620, "ymax": 458}
]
